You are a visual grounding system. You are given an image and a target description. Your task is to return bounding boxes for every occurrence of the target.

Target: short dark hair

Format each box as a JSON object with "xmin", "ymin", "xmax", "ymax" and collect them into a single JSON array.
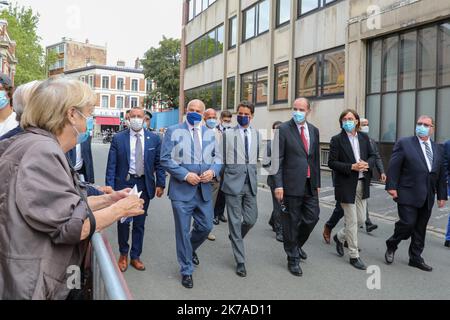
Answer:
[
  {"xmin": 145, "ymin": 111, "xmax": 152, "ymax": 119},
  {"xmin": 339, "ymin": 109, "xmax": 361, "ymax": 130},
  {"xmin": 272, "ymin": 121, "xmax": 283, "ymax": 130},
  {"xmin": 237, "ymin": 100, "xmax": 255, "ymax": 115},
  {"xmin": 220, "ymin": 110, "xmax": 232, "ymax": 119}
]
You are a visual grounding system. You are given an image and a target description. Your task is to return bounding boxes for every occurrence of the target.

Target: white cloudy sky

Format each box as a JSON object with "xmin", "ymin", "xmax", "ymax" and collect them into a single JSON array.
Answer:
[{"xmin": 13, "ymin": 0, "xmax": 182, "ymax": 67}]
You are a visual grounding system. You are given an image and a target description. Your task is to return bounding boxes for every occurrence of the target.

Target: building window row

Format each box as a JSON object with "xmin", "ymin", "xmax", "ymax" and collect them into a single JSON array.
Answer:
[
  {"xmin": 185, "ymin": 80, "xmax": 222, "ymax": 110},
  {"xmin": 101, "ymin": 95, "xmax": 140, "ymax": 109},
  {"xmin": 243, "ymin": 0, "xmax": 270, "ymax": 42},
  {"xmin": 187, "ymin": 0, "xmax": 217, "ymax": 23},
  {"xmin": 366, "ymin": 20, "xmax": 450, "ymax": 144},
  {"xmin": 186, "ymin": 24, "xmax": 224, "ymax": 68},
  {"xmin": 298, "ymin": 0, "xmax": 339, "ymax": 17},
  {"xmin": 296, "ymin": 47, "xmax": 345, "ymax": 99}
]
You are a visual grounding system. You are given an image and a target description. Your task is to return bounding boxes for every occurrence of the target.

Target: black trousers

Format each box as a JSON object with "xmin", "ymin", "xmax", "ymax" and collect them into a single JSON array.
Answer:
[
  {"xmin": 386, "ymin": 199, "xmax": 433, "ymax": 263},
  {"xmin": 282, "ymin": 180, "xmax": 320, "ymax": 262},
  {"xmin": 214, "ymin": 189, "xmax": 226, "ymax": 218},
  {"xmin": 269, "ymin": 187, "xmax": 283, "ymax": 232}
]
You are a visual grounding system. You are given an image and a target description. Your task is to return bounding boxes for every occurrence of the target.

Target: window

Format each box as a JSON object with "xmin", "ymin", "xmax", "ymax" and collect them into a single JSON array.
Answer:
[
  {"xmin": 101, "ymin": 95, "xmax": 109, "ymax": 108},
  {"xmin": 132, "ymin": 79, "xmax": 139, "ymax": 91},
  {"xmin": 88, "ymin": 75, "xmax": 94, "ymax": 88},
  {"xmin": 243, "ymin": 0, "xmax": 270, "ymax": 42},
  {"xmin": 241, "ymin": 68, "xmax": 268, "ymax": 106},
  {"xmin": 277, "ymin": 0, "xmax": 291, "ymax": 27},
  {"xmin": 195, "ymin": 0, "xmax": 202, "ymax": 16},
  {"xmin": 366, "ymin": 21, "xmax": 450, "ymax": 143},
  {"xmin": 186, "ymin": 24, "xmax": 225, "ymax": 68},
  {"xmin": 229, "ymin": 16, "xmax": 237, "ymax": 49},
  {"xmin": 131, "ymin": 97, "xmax": 138, "ymax": 108},
  {"xmin": 188, "ymin": 0, "xmax": 194, "ymax": 21},
  {"xmin": 274, "ymin": 62, "xmax": 289, "ymax": 103},
  {"xmin": 296, "ymin": 47, "xmax": 345, "ymax": 98},
  {"xmin": 80, "ymin": 76, "xmax": 85, "ymax": 83},
  {"xmin": 298, "ymin": 0, "xmax": 338, "ymax": 17},
  {"xmin": 187, "ymin": 0, "xmax": 217, "ymax": 22},
  {"xmin": 117, "ymin": 96, "xmax": 124, "ymax": 109},
  {"xmin": 102, "ymin": 76, "xmax": 109, "ymax": 89},
  {"xmin": 227, "ymin": 77, "xmax": 235, "ymax": 110},
  {"xmin": 185, "ymin": 81, "xmax": 222, "ymax": 110},
  {"xmin": 146, "ymin": 79, "xmax": 153, "ymax": 93},
  {"xmin": 117, "ymin": 78, "xmax": 124, "ymax": 90}
]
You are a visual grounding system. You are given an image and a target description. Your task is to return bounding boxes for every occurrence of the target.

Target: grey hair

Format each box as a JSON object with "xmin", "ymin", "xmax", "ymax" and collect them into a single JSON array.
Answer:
[{"xmin": 13, "ymin": 80, "xmax": 41, "ymax": 120}]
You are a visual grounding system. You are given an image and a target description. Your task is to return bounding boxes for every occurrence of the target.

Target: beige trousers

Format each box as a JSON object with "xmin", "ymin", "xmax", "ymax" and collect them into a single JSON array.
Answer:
[{"xmin": 337, "ymin": 181, "xmax": 367, "ymax": 259}]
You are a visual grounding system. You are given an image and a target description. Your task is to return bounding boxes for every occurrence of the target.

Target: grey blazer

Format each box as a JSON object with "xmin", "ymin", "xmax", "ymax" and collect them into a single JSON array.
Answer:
[
  {"xmin": 0, "ymin": 128, "xmax": 89, "ymax": 300},
  {"xmin": 220, "ymin": 126, "xmax": 260, "ymax": 196}
]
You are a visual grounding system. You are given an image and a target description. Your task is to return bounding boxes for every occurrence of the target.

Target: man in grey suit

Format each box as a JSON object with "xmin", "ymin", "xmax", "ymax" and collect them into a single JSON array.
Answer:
[{"xmin": 221, "ymin": 101, "xmax": 260, "ymax": 278}]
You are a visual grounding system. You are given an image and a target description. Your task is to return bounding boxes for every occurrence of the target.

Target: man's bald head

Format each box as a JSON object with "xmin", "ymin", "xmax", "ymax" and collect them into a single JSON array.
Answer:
[
  {"xmin": 293, "ymin": 98, "xmax": 311, "ymax": 111},
  {"xmin": 204, "ymin": 108, "xmax": 217, "ymax": 120},
  {"xmin": 187, "ymin": 99, "xmax": 206, "ymax": 114}
]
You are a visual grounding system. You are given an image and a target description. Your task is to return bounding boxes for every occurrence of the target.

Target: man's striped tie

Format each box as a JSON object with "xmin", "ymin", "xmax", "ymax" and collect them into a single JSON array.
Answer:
[{"xmin": 423, "ymin": 141, "xmax": 433, "ymax": 170}]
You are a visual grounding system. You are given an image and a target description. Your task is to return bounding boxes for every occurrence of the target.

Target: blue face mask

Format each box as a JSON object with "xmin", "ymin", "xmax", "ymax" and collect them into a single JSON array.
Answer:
[
  {"xmin": 342, "ymin": 120, "xmax": 356, "ymax": 133},
  {"xmin": 416, "ymin": 125, "xmax": 430, "ymax": 138},
  {"xmin": 237, "ymin": 115, "xmax": 250, "ymax": 127},
  {"xmin": 293, "ymin": 111, "xmax": 306, "ymax": 124},
  {"xmin": 73, "ymin": 110, "xmax": 94, "ymax": 144},
  {"xmin": 206, "ymin": 119, "xmax": 217, "ymax": 129},
  {"xmin": 0, "ymin": 90, "xmax": 9, "ymax": 110},
  {"xmin": 143, "ymin": 122, "xmax": 148, "ymax": 130},
  {"xmin": 187, "ymin": 112, "xmax": 202, "ymax": 126}
]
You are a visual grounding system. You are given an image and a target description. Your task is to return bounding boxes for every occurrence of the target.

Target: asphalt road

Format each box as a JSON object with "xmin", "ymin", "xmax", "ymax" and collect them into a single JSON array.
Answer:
[{"xmin": 92, "ymin": 142, "xmax": 450, "ymax": 300}]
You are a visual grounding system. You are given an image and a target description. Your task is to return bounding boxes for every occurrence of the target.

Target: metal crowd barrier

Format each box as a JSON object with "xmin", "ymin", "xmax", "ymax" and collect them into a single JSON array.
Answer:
[{"xmin": 91, "ymin": 232, "xmax": 133, "ymax": 300}]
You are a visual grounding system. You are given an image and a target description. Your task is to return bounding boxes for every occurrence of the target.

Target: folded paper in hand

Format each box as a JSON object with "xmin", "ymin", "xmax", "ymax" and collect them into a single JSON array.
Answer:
[{"xmin": 121, "ymin": 185, "xmax": 142, "ymax": 224}]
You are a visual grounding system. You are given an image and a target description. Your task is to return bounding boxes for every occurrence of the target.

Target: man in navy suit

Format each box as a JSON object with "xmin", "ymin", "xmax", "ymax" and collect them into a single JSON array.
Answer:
[
  {"xmin": 67, "ymin": 136, "xmax": 95, "ymax": 184},
  {"xmin": 443, "ymin": 140, "xmax": 450, "ymax": 248},
  {"xmin": 160, "ymin": 99, "xmax": 222, "ymax": 289},
  {"xmin": 385, "ymin": 115, "xmax": 448, "ymax": 271},
  {"xmin": 106, "ymin": 107, "xmax": 166, "ymax": 272}
]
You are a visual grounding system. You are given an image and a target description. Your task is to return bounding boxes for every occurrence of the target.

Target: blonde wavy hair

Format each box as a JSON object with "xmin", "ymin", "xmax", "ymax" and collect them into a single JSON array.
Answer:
[{"xmin": 21, "ymin": 78, "xmax": 96, "ymax": 135}]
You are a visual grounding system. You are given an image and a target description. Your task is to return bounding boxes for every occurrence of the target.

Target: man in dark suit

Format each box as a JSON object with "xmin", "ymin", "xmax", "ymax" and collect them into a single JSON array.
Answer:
[
  {"xmin": 385, "ymin": 116, "xmax": 447, "ymax": 271},
  {"xmin": 67, "ymin": 137, "xmax": 95, "ymax": 184},
  {"xmin": 328, "ymin": 109, "xmax": 376, "ymax": 271},
  {"xmin": 273, "ymin": 98, "xmax": 321, "ymax": 277},
  {"xmin": 106, "ymin": 107, "xmax": 166, "ymax": 272},
  {"xmin": 444, "ymin": 140, "xmax": 450, "ymax": 248}
]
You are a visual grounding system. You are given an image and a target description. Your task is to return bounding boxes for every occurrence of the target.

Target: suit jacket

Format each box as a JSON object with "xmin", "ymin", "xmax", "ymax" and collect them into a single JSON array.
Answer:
[
  {"xmin": 0, "ymin": 126, "xmax": 23, "ymax": 141},
  {"xmin": 220, "ymin": 126, "xmax": 260, "ymax": 196},
  {"xmin": 160, "ymin": 122, "xmax": 222, "ymax": 202},
  {"xmin": 444, "ymin": 140, "xmax": 450, "ymax": 190},
  {"xmin": 369, "ymin": 138, "xmax": 385, "ymax": 175},
  {"xmin": 273, "ymin": 120, "xmax": 321, "ymax": 197},
  {"xmin": 328, "ymin": 130, "xmax": 376, "ymax": 203},
  {"xmin": 67, "ymin": 137, "xmax": 95, "ymax": 184},
  {"xmin": 386, "ymin": 136, "xmax": 448, "ymax": 209},
  {"xmin": 105, "ymin": 129, "xmax": 166, "ymax": 200}
]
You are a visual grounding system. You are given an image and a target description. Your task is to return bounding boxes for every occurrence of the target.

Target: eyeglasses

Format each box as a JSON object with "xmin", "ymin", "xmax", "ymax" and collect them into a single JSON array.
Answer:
[{"xmin": 417, "ymin": 122, "xmax": 433, "ymax": 128}]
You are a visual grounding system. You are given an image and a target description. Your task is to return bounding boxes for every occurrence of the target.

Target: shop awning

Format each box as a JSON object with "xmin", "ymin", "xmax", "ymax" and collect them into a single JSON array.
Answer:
[{"xmin": 96, "ymin": 117, "xmax": 121, "ymax": 126}]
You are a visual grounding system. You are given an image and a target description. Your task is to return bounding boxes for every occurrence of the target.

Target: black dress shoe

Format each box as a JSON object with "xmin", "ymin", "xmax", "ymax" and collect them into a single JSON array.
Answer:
[
  {"xmin": 298, "ymin": 248, "xmax": 308, "ymax": 260},
  {"xmin": 192, "ymin": 252, "xmax": 200, "ymax": 266},
  {"xmin": 350, "ymin": 258, "xmax": 367, "ymax": 270},
  {"xmin": 213, "ymin": 218, "xmax": 219, "ymax": 225},
  {"xmin": 408, "ymin": 260, "xmax": 433, "ymax": 272},
  {"xmin": 288, "ymin": 263, "xmax": 303, "ymax": 277},
  {"xmin": 218, "ymin": 215, "xmax": 228, "ymax": 223},
  {"xmin": 385, "ymin": 249, "xmax": 395, "ymax": 265},
  {"xmin": 236, "ymin": 263, "xmax": 247, "ymax": 277},
  {"xmin": 182, "ymin": 275, "xmax": 193, "ymax": 289},
  {"xmin": 366, "ymin": 223, "xmax": 378, "ymax": 233},
  {"xmin": 275, "ymin": 232, "xmax": 284, "ymax": 243},
  {"xmin": 445, "ymin": 240, "xmax": 450, "ymax": 248},
  {"xmin": 334, "ymin": 235, "xmax": 344, "ymax": 257}
]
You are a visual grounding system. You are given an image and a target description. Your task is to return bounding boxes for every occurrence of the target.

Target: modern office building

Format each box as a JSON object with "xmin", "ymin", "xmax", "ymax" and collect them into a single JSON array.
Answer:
[{"xmin": 180, "ymin": 0, "xmax": 450, "ymax": 163}]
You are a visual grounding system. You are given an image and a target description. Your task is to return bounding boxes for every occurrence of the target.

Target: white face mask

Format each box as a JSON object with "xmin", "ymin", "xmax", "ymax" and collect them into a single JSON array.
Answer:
[
  {"xmin": 130, "ymin": 118, "xmax": 144, "ymax": 132},
  {"xmin": 360, "ymin": 126, "xmax": 370, "ymax": 134}
]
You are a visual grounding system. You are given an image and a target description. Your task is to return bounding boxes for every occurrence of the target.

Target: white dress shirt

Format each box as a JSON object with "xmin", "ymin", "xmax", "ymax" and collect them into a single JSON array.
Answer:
[
  {"xmin": 347, "ymin": 132, "xmax": 364, "ymax": 179},
  {"xmin": 238, "ymin": 125, "xmax": 252, "ymax": 151},
  {"xmin": 0, "ymin": 111, "xmax": 19, "ymax": 137},
  {"xmin": 297, "ymin": 123, "xmax": 310, "ymax": 152},
  {"xmin": 187, "ymin": 121, "xmax": 203, "ymax": 149},
  {"xmin": 74, "ymin": 144, "xmax": 84, "ymax": 171},
  {"xmin": 417, "ymin": 137, "xmax": 433, "ymax": 172},
  {"xmin": 129, "ymin": 129, "xmax": 145, "ymax": 174}
]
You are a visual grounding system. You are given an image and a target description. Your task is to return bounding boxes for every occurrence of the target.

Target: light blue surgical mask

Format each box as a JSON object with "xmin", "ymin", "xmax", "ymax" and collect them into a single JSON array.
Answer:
[
  {"xmin": 143, "ymin": 122, "xmax": 148, "ymax": 130},
  {"xmin": 0, "ymin": 90, "xmax": 10, "ymax": 110},
  {"xmin": 73, "ymin": 110, "xmax": 94, "ymax": 144},
  {"xmin": 293, "ymin": 111, "xmax": 306, "ymax": 124},
  {"xmin": 416, "ymin": 125, "xmax": 430, "ymax": 138},
  {"xmin": 206, "ymin": 119, "xmax": 217, "ymax": 129},
  {"xmin": 342, "ymin": 120, "xmax": 356, "ymax": 133}
]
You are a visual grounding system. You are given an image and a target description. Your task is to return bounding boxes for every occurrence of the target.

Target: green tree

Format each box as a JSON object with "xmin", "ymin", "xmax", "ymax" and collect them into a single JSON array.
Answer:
[
  {"xmin": 0, "ymin": 4, "xmax": 57, "ymax": 86},
  {"xmin": 142, "ymin": 36, "xmax": 180, "ymax": 108}
]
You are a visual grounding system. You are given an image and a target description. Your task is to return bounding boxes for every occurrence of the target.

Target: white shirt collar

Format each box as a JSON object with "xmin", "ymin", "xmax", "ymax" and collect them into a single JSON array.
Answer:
[{"xmin": 131, "ymin": 128, "xmax": 144, "ymax": 137}]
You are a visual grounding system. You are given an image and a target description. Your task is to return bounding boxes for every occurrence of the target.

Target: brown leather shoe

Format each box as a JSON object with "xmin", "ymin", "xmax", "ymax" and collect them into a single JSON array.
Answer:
[
  {"xmin": 323, "ymin": 225, "xmax": 331, "ymax": 244},
  {"xmin": 118, "ymin": 255, "xmax": 128, "ymax": 273},
  {"xmin": 130, "ymin": 259, "xmax": 146, "ymax": 271}
]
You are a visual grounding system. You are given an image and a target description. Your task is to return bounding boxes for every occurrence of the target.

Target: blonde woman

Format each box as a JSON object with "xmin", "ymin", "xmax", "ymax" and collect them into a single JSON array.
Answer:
[{"xmin": 0, "ymin": 78, "xmax": 145, "ymax": 300}]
